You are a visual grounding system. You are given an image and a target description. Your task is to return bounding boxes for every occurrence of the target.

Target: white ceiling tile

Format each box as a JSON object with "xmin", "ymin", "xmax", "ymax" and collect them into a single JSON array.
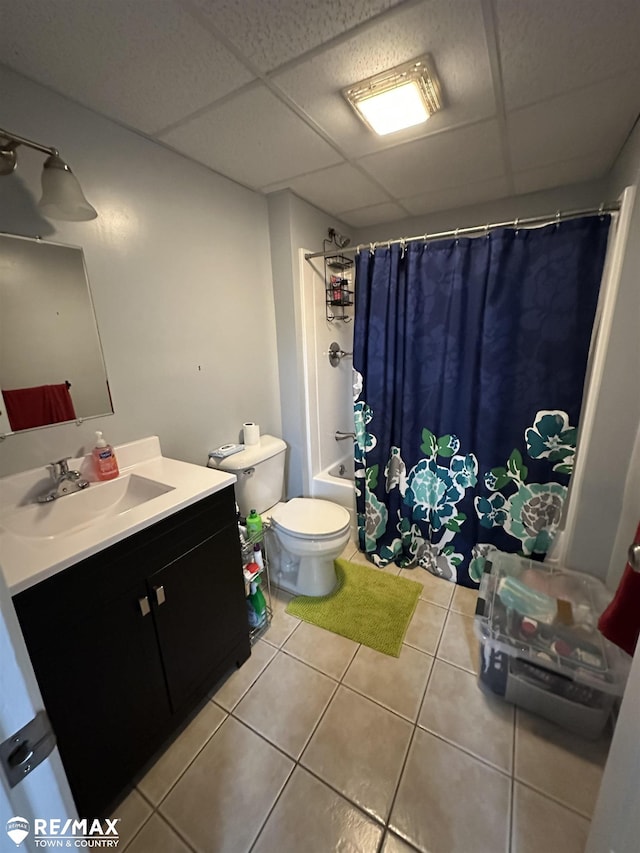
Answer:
[
  {"xmin": 357, "ymin": 120, "xmax": 506, "ymax": 199},
  {"xmin": 160, "ymin": 85, "xmax": 343, "ymax": 188},
  {"xmin": 263, "ymin": 163, "xmax": 390, "ymax": 213},
  {"xmin": 337, "ymin": 202, "xmax": 408, "ymax": 228},
  {"xmin": 187, "ymin": 0, "xmax": 405, "ymax": 72},
  {"xmin": 401, "ymin": 176, "xmax": 511, "ymax": 216},
  {"xmin": 507, "ymin": 74, "xmax": 639, "ymax": 173},
  {"xmin": 272, "ymin": 0, "xmax": 495, "ymax": 159},
  {"xmin": 513, "ymin": 152, "xmax": 612, "ymax": 197},
  {"xmin": 496, "ymin": 0, "xmax": 640, "ymax": 110},
  {"xmin": 0, "ymin": 0, "xmax": 254, "ymax": 134}
]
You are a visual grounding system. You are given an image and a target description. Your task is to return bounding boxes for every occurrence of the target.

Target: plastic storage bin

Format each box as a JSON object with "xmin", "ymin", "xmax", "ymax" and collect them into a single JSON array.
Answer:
[{"xmin": 474, "ymin": 553, "xmax": 629, "ymax": 738}]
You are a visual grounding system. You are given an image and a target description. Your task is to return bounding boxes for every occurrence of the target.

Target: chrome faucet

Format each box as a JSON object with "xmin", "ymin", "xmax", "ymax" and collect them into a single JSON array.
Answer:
[
  {"xmin": 37, "ymin": 458, "xmax": 90, "ymax": 502},
  {"xmin": 335, "ymin": 430, "xmax": 356, "ymax": 441}
]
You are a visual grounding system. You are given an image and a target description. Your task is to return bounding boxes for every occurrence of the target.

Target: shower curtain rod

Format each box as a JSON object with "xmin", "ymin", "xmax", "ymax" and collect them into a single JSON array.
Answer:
[{"xmin": 304, "ymin": 201, "xmax": 621, "ymax": 260}]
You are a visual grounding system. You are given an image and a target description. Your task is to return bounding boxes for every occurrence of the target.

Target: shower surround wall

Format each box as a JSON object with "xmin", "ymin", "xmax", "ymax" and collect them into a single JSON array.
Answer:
[{"xmin": 299, "ymin": 250, "xmax": 356, "ymax": 523}]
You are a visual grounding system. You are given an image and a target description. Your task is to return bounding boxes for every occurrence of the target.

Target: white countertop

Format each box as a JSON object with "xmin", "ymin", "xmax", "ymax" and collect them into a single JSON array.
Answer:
[{"xmin": 0, "ymin": 436, "xmax": 236, "ymax": 595}]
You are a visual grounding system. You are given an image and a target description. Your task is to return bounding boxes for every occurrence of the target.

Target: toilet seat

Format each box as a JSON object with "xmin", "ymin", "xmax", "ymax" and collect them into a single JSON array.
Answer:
[{"xmin": 271, "ymin": 497, "xmax": 350, "ymax": 539}]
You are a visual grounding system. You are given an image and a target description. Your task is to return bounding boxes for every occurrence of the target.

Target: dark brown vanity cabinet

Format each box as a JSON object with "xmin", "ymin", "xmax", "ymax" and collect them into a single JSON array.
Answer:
[{"xmin": 12, "ymin": 486, "xmax": 251, "ymax": 819}]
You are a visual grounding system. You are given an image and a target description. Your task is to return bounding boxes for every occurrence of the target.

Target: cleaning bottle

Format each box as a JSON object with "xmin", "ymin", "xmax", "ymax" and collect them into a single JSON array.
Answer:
[
  {"xmin": 246, "ymin": 508, "xmax": 263, "ymax": 539},
  {"xmin": 253, "ymin": 542, "xmax": 264, "ymax": 570},
  {"xmin": 248, "ymin": 580, "xmax": 266, "ymax": 627},
  {"xmin": 92, "ymin": 430, "xmax": 119, "ymax": 481}
]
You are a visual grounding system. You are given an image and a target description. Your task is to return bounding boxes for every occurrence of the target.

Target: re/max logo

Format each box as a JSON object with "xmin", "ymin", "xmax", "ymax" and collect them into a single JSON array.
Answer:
[{"xmin": 34, "ymin": 819, "xmax": 120, "ymax": 836}]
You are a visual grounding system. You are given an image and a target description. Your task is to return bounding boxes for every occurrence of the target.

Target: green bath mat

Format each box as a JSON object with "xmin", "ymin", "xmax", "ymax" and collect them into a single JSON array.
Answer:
[{"xmin": 285, "ymin": 558, "xmax": 421, "ymax": 657}]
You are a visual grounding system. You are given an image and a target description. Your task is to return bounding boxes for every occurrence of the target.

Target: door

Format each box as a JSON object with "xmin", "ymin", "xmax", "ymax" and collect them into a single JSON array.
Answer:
[
  {"xmin": 586, "ymin": 639, "xmax": 640, "ymax": 853},
  {"xmin": 150, "ymin": 524, "xmax": 249, "ymax": 713},
  {"xmin": 0, "ymin": 569, "xmax": 76, "ymax": 853}
]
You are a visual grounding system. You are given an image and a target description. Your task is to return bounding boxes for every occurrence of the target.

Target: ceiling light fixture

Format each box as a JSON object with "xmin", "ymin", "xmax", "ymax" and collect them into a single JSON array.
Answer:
[
  {"xmin": 0, "ymin": 127, "xmax": 98, "ymax": 221},
  {"xmin": 343, "ymin": 55, "xmax": 442, "ymax": 136}
]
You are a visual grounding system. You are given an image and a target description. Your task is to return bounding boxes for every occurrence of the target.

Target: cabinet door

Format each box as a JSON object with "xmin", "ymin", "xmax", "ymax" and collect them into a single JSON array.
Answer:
[
  {"xmin": 22, "ymin": 579, "xmax": 172, "ymax": 818},
  {"xmin": 150, "ymin": 524, "xmax": 250, "ymax": 713}
]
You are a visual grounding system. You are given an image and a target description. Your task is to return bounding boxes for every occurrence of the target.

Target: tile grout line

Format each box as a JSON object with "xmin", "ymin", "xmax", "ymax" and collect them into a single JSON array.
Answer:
[
  {"xmin": 116, "ymin": 806, "xmax": 154, "ymax": 853},
  {"xmin": 512, "ymin": 777, "xmax": 598, "ymax": 822},
  {"xmin": 246, "ymin": 638, "xmax": 366, "ymax": 851},
  {"xmin": 154, "ymin": 810, "xmax": 199, "ymax": 853},
  {"xmin": 247, "ymin": 761, "xmax": 298, "ymax": 852},
  {"xmin": 140, "ymin": 575, "xmax": 479, "ymax": 851},
  {"xmin": 244, "ymin": 603, "xmax": 443, "ymax": 849},
  {"xmin": 382, "ymin": 594, "xmax": 449, "ymax": 847},
  {"xmin": 136, "ymin": 650, "xmax": 283, "ymax": 842},
  {"xmin": 139, "ymin": 706, "xmax": 227, "ymax": 809},
  {"xmin": 414, "ymin": 723, "xmax": 514, "ymax": 780},
  {"xmin": 509, "ymin": 706, "xmax": 517, "ymax": 853}
]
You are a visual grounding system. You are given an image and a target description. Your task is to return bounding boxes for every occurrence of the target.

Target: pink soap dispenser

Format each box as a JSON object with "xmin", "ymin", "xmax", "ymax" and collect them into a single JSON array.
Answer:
[{"xmin": 93, "ymin": 430, "xmax": 119, "ymax": 481}]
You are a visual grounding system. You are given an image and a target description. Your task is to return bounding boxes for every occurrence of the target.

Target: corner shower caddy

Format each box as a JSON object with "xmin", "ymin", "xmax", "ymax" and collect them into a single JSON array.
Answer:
[
  {"xmin": 240, "ymin": 521, "xmax": 273, "ymax": 645},
  {"xmin": 325, "ymin": 253, "xmax": 354, "ymax": 322}
]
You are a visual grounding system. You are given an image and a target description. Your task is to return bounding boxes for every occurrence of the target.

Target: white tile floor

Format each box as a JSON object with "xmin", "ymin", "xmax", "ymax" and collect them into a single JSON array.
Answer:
[{"xmin": 113, "ymin": 541, "xmax": 610, "ymax": 852}]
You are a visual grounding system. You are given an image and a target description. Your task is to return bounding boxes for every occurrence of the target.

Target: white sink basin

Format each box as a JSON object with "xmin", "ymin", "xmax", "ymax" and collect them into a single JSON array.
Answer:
[{"xmin": 0, "ymin": 474, "xmax": 175, "ymax": 540}]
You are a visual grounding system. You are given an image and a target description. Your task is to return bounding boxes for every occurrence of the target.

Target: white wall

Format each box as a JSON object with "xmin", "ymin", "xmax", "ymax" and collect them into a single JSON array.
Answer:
[
  {"xmin": 267, "ymin": 190, "xmax": 350, "ymax": 497},
  {"xmin": 352, "ymin": 178, "xmax": 609, "ymax": 244},
  {"xmin": 0, "ymin": 66, "xmax": 281, "ymax": 476}
]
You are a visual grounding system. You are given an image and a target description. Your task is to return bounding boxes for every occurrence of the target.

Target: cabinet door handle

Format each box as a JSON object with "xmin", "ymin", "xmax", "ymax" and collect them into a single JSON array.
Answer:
[
  {"xmin": 153, "ymin": 585, "xmax": 166, "ymax": 606},
  {"xmin": 138, "ymin": 596, "xmax": 151, "ymax": 617}
]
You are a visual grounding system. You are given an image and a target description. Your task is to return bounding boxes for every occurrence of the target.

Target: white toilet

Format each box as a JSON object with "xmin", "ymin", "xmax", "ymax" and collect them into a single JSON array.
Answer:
[{"xmin": 210, "ymin": 436, "xmax": 350, "ymax": 596}]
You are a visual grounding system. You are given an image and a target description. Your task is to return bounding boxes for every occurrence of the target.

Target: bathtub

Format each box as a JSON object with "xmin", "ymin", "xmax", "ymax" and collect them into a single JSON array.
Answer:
[{"xmin": 310, "ymin": 455, "xmax": 357, "ymax": 530}]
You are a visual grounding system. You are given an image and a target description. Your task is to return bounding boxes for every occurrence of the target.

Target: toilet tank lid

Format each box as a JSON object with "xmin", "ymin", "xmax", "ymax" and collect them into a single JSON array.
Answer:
[
  {"xmin": 209, "ymin": 435, "xmax": 286, "ymax": 471},
  {"xmin": 271, "ymin": 498, "xmax": 350, "ymax": 536}
]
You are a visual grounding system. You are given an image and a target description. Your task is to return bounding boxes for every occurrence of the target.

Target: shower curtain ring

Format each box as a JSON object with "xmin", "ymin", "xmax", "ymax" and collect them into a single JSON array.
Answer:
[
  {"xmin": 555, "ymin": 210, "xmax": 561, "ymax": 229},
  {"xmin": 598, "ymin": 202, "xmax": 604, "ymax": 219},
  {"xmin": 454, "ymin": 227, "xmax": 460, "ymax": 243},
  {"xmin": 485, "ymin": 223, "xmax": 490, "ymax": 238},
  {"xmin": 400, "ymin": 239, "xmax": 406, "ymax": 258},
  {"xmin": 514, "ymin": 217, "xmax": 519, "ymax": 233}
]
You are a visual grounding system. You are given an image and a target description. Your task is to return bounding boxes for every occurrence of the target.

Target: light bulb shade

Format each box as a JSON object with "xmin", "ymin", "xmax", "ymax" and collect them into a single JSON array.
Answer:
[
  {"xmin": 38, "ymin": 154, "xmax": 97, "ymax": 221},
  {"xmin": 343, "ymin": 54, "xmax": 442, "ymax": 136}
]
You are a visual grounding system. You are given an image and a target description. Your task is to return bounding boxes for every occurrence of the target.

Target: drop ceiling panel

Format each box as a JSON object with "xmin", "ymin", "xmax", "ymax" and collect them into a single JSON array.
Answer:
[
  {"xmin": 513, "ymin": 152, "xmax": 612, "ymax": 197},
  {"xmin": 272, "ymin": 0, "xmax": 495, "ymax": 159},
  {"xmin": 337, "ymin": 201, "xmax": 409, "ymax": 228},
  {"xmin": 401, "ymin": 175, "xmax": 510, "ymax": 216},
  {"xmin": 357, "ymin": 120, "xmax": 505, "ymax": 199},
  {"xmin": 263, "ymin": 163, "xmax": 390, "ymax": 214},
  {"xmin": 507, "ymin": 74, "xmax": 639, "ymax": 173},
  {"xmin": 186, "ymin": 0, "xmax": 406, "ymax": 72},
  {"xmin": 496, "ymin": 0, "xmax": 640, "ymax": 110},
  {"xmin": 0, "ymin": 0, "xmax": 254, "ymax": 134},
  {"xmin": 160, "ymin": 84, "xmax": 343, "ymax": 189}
]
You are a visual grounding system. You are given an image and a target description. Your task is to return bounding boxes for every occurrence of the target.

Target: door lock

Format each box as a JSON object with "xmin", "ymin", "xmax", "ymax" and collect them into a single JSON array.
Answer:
[{"xmin": 0, "ymin": 710, "xmax": 56, "ymax": 788}]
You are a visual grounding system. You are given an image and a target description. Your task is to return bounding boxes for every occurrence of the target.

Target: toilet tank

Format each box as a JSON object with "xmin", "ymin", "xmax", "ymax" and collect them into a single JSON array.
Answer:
[{"xmin": 208, "ymin": 435, "xmax": 286, "ymax": 517}]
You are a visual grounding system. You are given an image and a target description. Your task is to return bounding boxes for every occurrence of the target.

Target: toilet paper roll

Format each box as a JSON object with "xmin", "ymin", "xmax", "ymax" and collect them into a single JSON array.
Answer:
[{"xmin": 243, "ymin": 422, "xmax": 260, "ymax": 446}]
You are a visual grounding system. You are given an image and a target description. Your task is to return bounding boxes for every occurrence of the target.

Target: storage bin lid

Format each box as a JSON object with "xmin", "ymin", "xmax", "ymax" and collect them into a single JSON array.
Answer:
[
  {"xmin": 271, "ymin": 497, "xmax": 350, "ymax": 537},
  {"xmin": 209, "ymin": 435, "xmax": 286, "ymax": 472},
  {"xmin": 474, "ymin": 553, "xmax": 629, "ymax": 695}
]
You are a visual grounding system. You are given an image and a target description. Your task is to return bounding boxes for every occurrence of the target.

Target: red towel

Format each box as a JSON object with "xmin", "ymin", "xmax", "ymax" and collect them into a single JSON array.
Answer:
[
  {"xmin": 598, "ymin": 520, "xmax": 640, "ymax": 657},
  {"xmin": 2, "ymin": 384, "xmax": 76, "ymax": 431}
]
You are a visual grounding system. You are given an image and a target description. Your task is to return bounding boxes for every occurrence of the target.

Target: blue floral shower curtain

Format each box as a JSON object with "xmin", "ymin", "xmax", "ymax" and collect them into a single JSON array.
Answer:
[{"xmin": 353, "ymin": 216, "xmax": 611, "ymax": 587}]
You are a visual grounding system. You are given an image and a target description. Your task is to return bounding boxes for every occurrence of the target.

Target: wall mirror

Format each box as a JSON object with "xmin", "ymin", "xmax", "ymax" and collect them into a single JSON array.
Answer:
[{"xmin": 0, "ymin": 233, "xmax": 113, "ymax": 434}]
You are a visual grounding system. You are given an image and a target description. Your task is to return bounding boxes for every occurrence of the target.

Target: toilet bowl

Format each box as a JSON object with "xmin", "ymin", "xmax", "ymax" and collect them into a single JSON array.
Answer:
[
  {"xmin": 207, "ymin": 435, "xmax": 351, "ymax": 597},
  {"xmin": 267, "ymin": 497, "xmax": 351, "ymax": 596}
]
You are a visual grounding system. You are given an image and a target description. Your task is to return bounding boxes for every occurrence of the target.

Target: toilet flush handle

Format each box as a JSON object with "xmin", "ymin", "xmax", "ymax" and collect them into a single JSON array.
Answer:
[{"xmin": 243, "ymin": 468, "xmax": 255, "ymax": 476}]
